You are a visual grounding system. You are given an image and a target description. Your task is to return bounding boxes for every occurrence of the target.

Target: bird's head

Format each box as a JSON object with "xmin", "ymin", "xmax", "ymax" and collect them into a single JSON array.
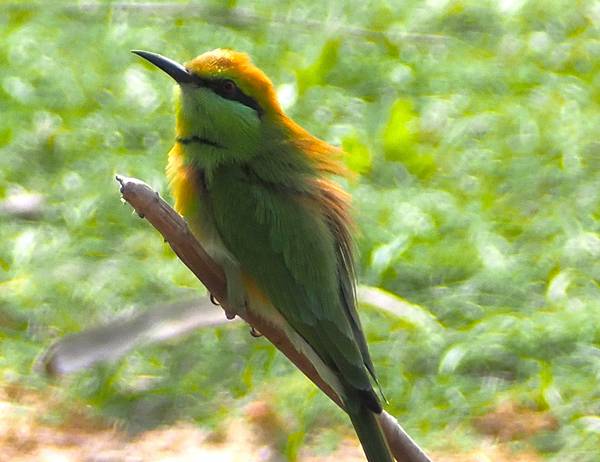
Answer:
[
  {"xmin": 134, "ymin": 48, "xmax": 347, "ymax": 179},
  {"xmin": 133, "ymin": 48, "xmax": 283, "ymax": 159}
]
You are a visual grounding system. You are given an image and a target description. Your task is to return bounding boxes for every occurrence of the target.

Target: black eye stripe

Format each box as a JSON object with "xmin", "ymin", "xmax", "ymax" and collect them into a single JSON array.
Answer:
[{"xmin": 191, "ymin": 75, "xmax": 263, "ymax": 116}]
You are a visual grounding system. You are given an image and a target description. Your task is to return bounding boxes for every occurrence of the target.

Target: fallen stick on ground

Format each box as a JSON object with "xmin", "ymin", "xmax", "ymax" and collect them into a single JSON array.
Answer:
[{"xmin": 40, "ymin": 298, "xmax": 239, "ymax": 376}]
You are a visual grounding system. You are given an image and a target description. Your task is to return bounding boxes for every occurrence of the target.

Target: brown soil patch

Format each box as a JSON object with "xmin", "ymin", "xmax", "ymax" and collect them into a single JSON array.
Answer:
[
  {"xmin": 474, "ymin": 401, "xmax": 558, "ymax": 441},
  {"xmin": 1, "ymin": 385, "xmax": 546, "ymax": 461}
]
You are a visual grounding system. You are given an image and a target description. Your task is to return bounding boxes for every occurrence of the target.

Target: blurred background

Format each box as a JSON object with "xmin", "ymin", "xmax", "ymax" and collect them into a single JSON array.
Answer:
[{"xmin": 1, "ymin": 1, "xmax": 599, "ymax": 461}]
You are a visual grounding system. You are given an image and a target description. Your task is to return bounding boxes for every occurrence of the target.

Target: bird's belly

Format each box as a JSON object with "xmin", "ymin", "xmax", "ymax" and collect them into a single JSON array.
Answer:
[
  {"xmin": 167, "ymin": 144, "xmax": 239, "ymax": 269},
  {"xmin": 186, "ymin": 210, "xmax": 239, "ymax": 270}
]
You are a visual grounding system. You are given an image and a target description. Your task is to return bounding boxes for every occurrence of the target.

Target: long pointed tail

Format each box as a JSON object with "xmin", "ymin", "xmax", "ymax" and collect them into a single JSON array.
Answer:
[{"xmin": 347, "ymin": 399, "xmax": 394, "ymax": 462}]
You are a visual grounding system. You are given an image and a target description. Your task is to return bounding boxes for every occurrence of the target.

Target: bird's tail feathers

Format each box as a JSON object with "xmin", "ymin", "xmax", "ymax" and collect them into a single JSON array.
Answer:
[{"xmin": 346, "ymin": 390, "xmax": 394, "ymax": 462}]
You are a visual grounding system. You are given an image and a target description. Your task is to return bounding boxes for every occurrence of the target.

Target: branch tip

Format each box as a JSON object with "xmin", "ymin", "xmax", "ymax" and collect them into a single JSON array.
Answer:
[{"xmin": 115, "ymin": 174, "xmax": 125, "ymax": 193}]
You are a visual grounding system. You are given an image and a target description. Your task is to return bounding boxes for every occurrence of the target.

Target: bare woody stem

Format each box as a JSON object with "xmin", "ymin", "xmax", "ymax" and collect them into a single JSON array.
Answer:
[{"xmin": 115, "ymin": 174, "xmax": 432, "ymax": 462}]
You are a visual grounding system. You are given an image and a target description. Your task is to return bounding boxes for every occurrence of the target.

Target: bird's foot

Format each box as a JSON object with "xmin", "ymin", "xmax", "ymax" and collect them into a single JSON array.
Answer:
[
  {"xmin": 210, "ymin": 293, "xmax": 237, "ymax": 320},
  {"xmin": 224, "ymin": 309, "xmax": 237, "ymax": 320},
  {"xmin": 250, "ymin": 327, "xmax": 263, "ymax": 338}
]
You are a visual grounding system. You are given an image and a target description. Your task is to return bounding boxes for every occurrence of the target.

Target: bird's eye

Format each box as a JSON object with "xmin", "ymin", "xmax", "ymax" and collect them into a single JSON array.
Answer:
[{"xmin": 221, "ymin": 79, "xmax": 237, "ymax": 97}]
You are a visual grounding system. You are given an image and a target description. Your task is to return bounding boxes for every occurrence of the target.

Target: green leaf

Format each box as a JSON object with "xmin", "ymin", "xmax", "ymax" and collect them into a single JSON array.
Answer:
[
  {"xmin": 381, "ymin": 98, "xmax": 435, "ymax": 178},
  {"xmin": 358, "ymin": 285, "xmax": 441, "ymax": 332},
  {"xmin": 342, "ymin": 132, "xmax": 372, "ymax": 174}
]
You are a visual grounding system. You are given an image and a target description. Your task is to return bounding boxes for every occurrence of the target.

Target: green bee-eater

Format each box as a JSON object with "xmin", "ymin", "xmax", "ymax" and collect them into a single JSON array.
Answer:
[{"xmin": 133, "ymin": 48, "xmax": 392, "ymax": 462}]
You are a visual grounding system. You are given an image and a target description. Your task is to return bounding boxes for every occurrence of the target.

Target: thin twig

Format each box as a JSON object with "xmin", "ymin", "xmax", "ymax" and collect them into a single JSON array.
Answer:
[{"xmin": 115, "ymin": 174, "xmax": 432, "ymax": 462}]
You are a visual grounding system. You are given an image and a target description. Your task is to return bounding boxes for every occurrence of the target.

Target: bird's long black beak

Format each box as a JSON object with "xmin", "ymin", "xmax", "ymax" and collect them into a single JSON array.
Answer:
[{"xmin": 131, "ymin": 50, "xmax": 194, "ymax": 84}]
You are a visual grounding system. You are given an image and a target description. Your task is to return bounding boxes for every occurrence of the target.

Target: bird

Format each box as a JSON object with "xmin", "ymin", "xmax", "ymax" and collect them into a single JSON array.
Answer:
[{"xmin": 132, "ymin": 48, "xmax": 393, "ymax": 462}]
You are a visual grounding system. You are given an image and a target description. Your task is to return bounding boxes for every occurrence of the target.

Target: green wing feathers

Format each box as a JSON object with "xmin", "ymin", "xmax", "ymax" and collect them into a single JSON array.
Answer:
[
  {"xmin": 207, "ymin": 158, "xmax": 393, "ymax": 461},
  {"xmin": 209, "ymin": 165, "xmax": 378, "ymax": 401},
  {"xmin": 316, "ymin": 179, "xmax": 380, "ymax": 391}
]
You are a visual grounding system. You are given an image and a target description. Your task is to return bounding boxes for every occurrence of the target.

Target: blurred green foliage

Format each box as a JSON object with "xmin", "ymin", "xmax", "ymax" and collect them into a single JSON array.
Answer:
[{"xmin": 1, "ymin": 0, "xmax": 599, "ymax": 459}]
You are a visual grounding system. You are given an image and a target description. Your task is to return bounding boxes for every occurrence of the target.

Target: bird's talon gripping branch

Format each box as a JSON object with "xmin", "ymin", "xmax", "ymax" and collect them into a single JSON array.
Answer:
[
  {"xmin": 250, "ymin": 327, "xmax": 263, "ymax": 338},
  {"xmin": 224, "ymin": 309, "xmax": 237, "ymax": 320}
]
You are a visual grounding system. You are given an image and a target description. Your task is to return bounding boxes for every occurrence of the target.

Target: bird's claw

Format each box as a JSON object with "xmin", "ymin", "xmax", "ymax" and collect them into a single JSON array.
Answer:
[
  {"xmin": 225, "ymin": 310, "xmax": 237, "ymax": 320},
  {"xmin": 250, "ymin": 327, "xmax": 263, "ymax": 338},
  {"xmin": 211, "ymin": 293, "xmax": 236, "ymax": 318}
]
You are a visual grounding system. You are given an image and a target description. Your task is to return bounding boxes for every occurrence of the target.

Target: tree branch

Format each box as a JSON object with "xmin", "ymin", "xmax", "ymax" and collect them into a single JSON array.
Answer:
[{"xmin": 115, "ymin": 174, "xmax": 432, "ymax": 462}]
